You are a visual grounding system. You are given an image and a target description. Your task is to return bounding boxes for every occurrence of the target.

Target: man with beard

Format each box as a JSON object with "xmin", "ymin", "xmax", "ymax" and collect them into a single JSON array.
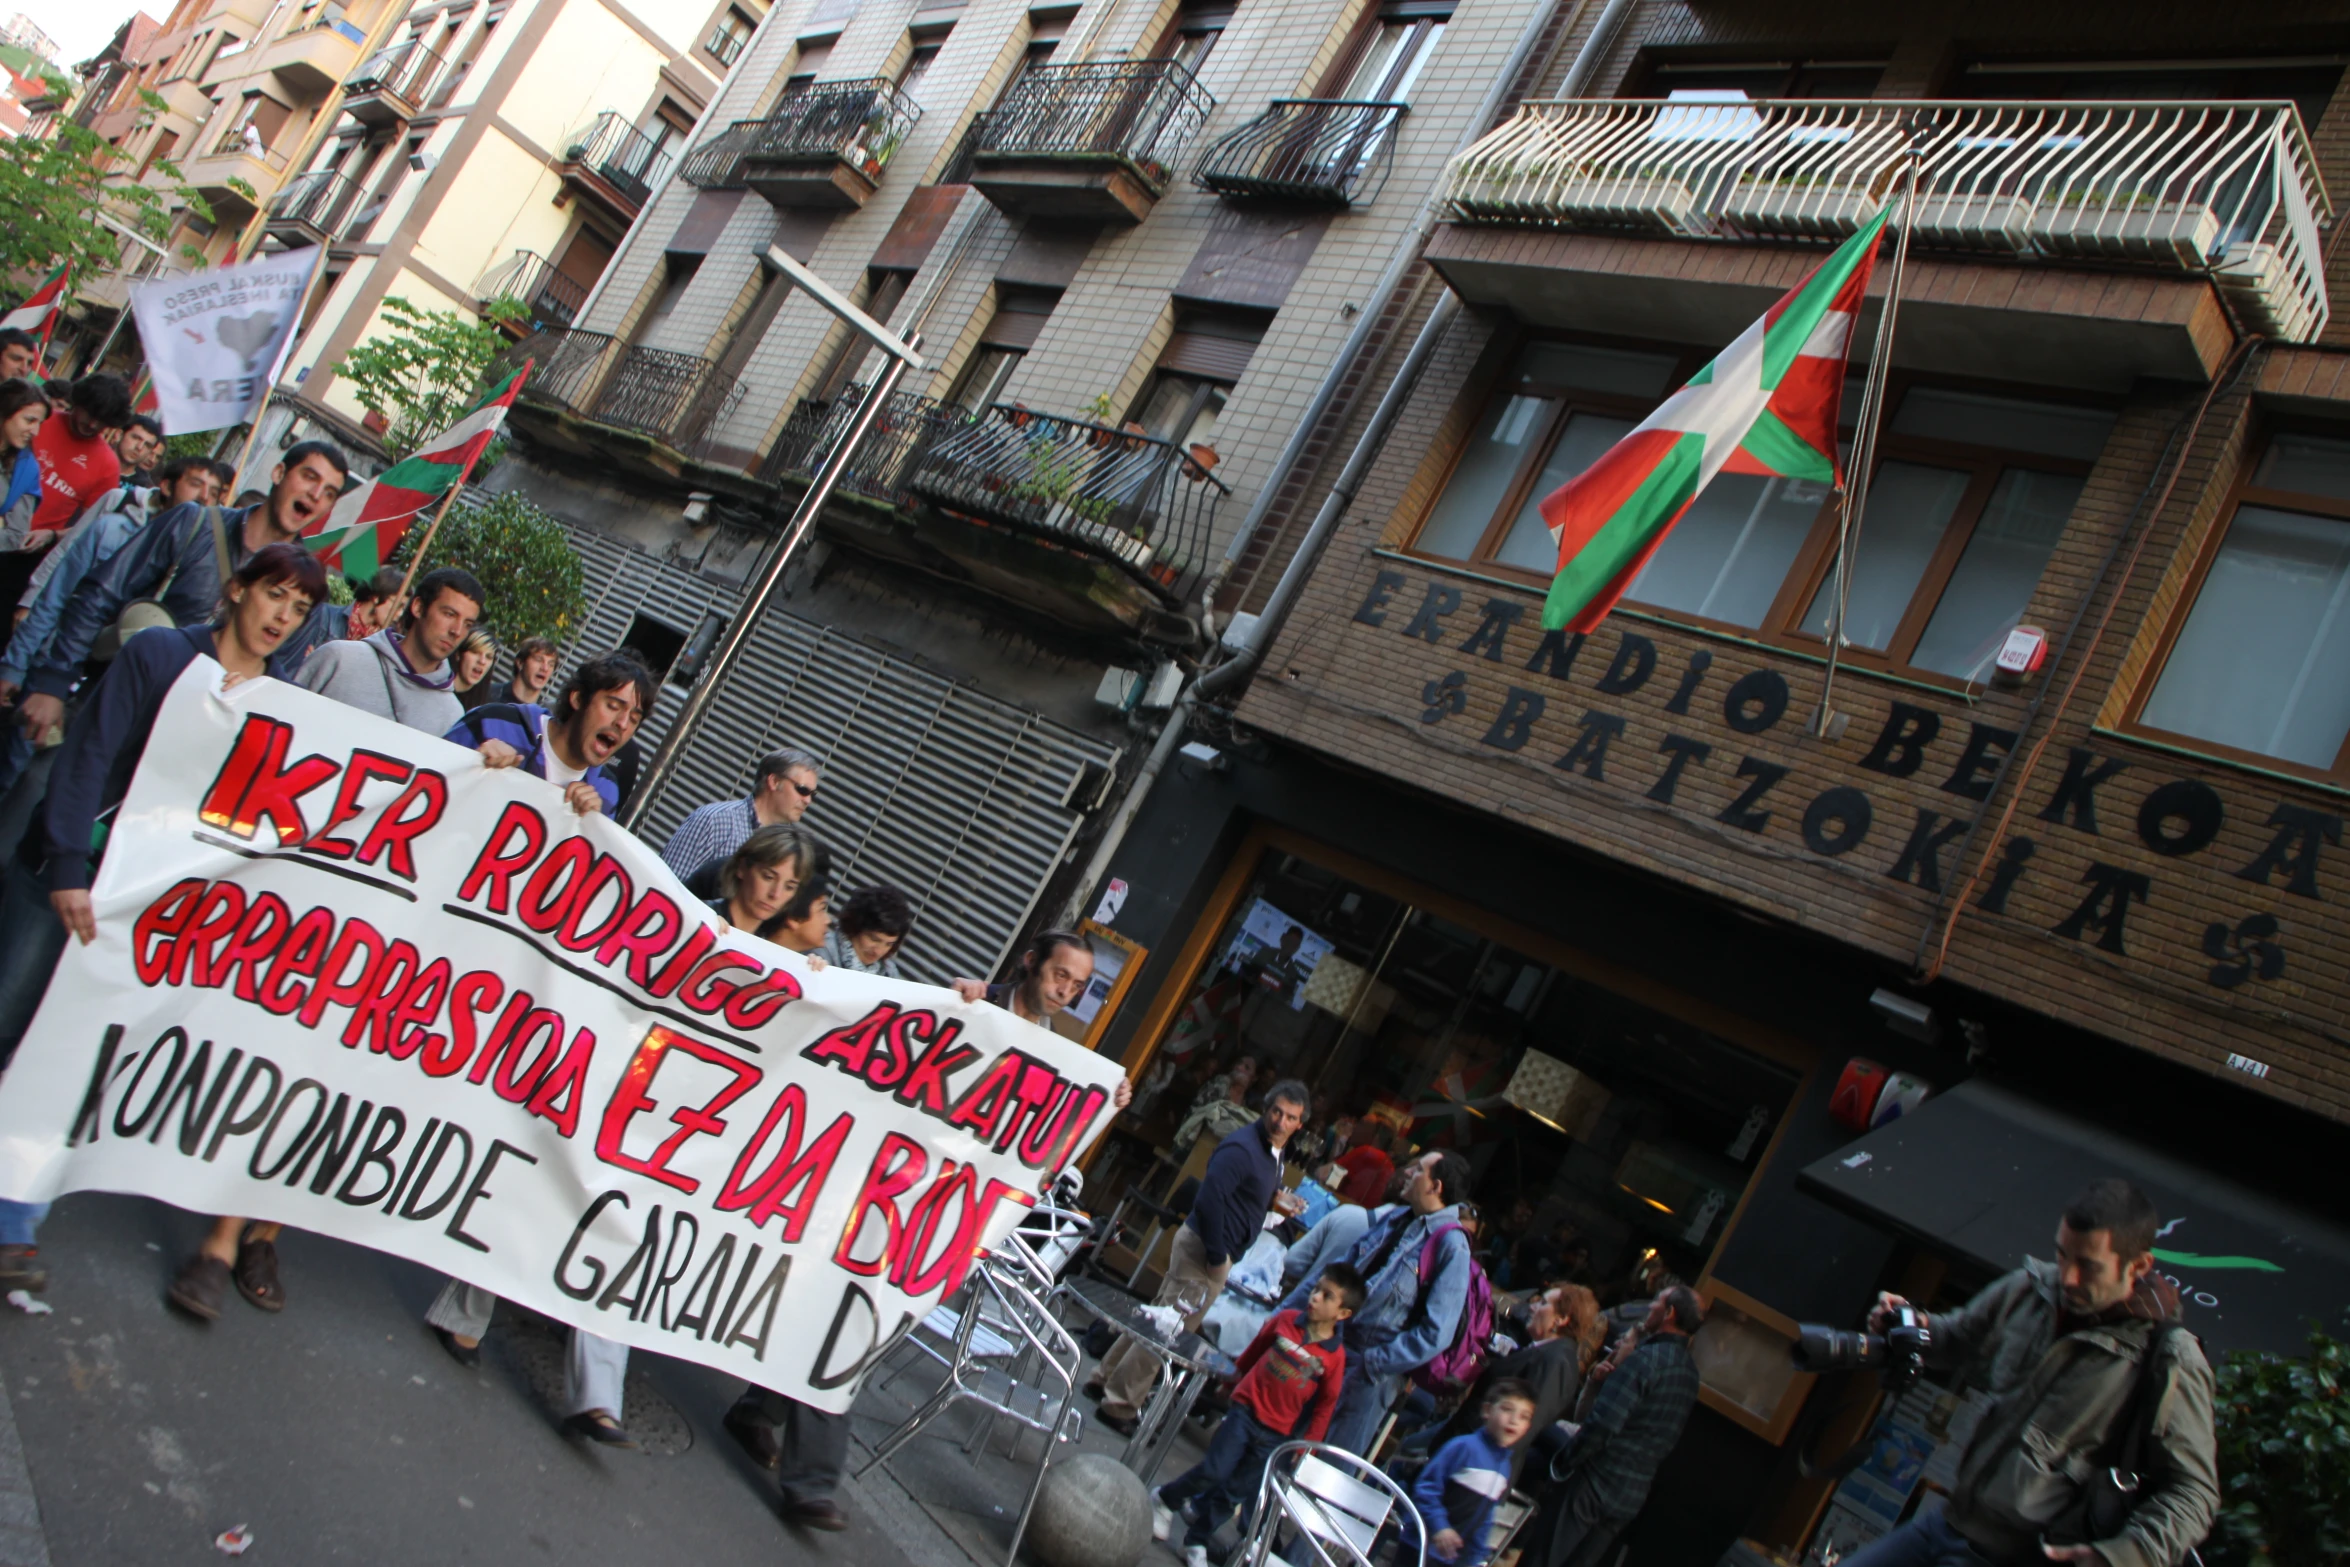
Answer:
[{"xmin": 297, "ymin": 566, "xmax": 482, "ymax": 734}]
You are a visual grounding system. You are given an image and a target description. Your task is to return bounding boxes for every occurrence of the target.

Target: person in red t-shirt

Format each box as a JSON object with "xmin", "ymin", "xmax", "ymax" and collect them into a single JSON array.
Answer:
[
  {"xmin": 30, "ymin": 374, "xmax": 131, "ymax": 532},
  {"xmin": 1151, "ymin": 1264, "xmax": 1363, "ymax": 1565},
  {"xmin": 1332, "ymin": 1122, "xmax": 1397, "ymax": 1209}
]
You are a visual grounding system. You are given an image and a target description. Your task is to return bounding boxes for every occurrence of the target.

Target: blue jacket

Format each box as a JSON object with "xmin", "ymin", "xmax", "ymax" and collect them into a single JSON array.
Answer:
[
  {"xmin": 1277, "ymin": 1203, "xmax": 1473, "ymax": 1380},
  {"xmin": 35, "ymin": 624, "xmax": 212, "ymax": 891},
  {"xmin": 1411, "ymin": 1426, "xmax": 1513, "ymax": 1565},
  {"xmin": 443, "ymin": 701, "xmax": 620, "ymax": 811},
  {"xmin": 1187, "ymin": 1118, "xmax": 1283, "ymax": 1268},
  {"xmin": 28, "ymin": 502, "xmax": 332, "ymax": 695},
  {"xmin": 3, "ymin": 489, "xmax": 156, "ymax": 686}
]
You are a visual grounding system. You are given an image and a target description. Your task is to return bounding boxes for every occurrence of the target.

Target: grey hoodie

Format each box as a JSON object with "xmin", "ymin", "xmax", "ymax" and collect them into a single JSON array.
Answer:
[{"xmin": 297, "ymin": 627, "xmax": 463, "ymax": 735}]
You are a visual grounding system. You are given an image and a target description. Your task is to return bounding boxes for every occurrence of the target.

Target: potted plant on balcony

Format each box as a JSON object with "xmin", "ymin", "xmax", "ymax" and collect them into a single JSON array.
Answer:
[{"xmin": 1183, "ymin": 442, "xmax": 1219, "ymax": 481}]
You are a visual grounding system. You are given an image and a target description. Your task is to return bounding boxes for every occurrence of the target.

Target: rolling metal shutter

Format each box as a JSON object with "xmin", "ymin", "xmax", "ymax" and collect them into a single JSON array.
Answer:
[{"xmin": 555, "ymin": 524, "xmax": 1118, "ymax": 987}]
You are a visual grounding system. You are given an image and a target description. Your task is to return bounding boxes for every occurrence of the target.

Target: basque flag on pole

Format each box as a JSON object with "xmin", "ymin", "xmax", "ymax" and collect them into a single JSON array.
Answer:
[
  {"xmin": 304, "ymin": 362, "xmax": 530, "ymax": 578},
  {"xmin": 2, "ymin": 264, "xmax": 69, "ymax": 346},
  {"xmin": 1536, "ymin": 207, "xmax": 1890, "ymax": 633}
]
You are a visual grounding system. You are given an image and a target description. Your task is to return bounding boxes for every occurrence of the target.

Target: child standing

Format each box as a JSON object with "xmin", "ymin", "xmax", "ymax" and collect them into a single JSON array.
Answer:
[
  {"xmin": 1153, "ymin": 1262, "xmax": 1365, "ymax": 1567},
  {"xmin": 1410, "ymin": 1378, "xmax": 1536, "ymax": 1565}
]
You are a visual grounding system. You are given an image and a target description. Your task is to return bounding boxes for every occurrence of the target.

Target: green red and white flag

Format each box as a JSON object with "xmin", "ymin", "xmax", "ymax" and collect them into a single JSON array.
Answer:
[
  {"xmin": 130, "ymin": 370, "xmax": 158, "ymax": 417},
  {"xmin": 1537, "ymin": 207, "xmax": 1890, "ymax": 632},
  {"xmin": 2, "ymin": 264, "xmax": 69, "ymax": 347},
  {"xmin": 304, "ymin": 362, "xmax": 530, "ymax": 578}
]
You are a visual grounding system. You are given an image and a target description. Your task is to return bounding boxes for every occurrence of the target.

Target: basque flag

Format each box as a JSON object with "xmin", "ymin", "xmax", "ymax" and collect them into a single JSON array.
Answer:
[
  {"xmin": 1, "ymin": 264, "xmax": 69, "ymax": 346},
  {"xmin": 303, "ymin": 362, "xmax": 530, "ymax": 577},
  {"xmin": 1536, "ymin": 207, "xmax": 1889, "ymax": 632}
]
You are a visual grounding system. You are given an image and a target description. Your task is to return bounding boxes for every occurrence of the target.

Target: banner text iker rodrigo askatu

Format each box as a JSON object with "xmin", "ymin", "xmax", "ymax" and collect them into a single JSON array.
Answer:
[{"xmin": 0, "ymin": 665, "xmax": 1120, "ymax": 1409}]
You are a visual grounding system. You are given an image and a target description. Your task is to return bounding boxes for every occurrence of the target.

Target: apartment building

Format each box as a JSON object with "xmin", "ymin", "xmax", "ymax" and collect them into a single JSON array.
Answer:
[
  {"xmin": 269, "ymin": 0, "xmax": 758, "ymax": 444},
  {"xmin": 1068, "ymin": 1, "xmax": 2350, "ymax": 1560},
  {"xmin": 484, "ymin": 0, "xmax": 1567, "ymax": 985}
]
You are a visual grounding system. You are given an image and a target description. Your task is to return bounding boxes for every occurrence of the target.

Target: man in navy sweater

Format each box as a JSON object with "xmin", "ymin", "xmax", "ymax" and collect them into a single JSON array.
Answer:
[{"xmin": 1093, "ymin": 1077, "xmax": 1308, "ymax": 1436}]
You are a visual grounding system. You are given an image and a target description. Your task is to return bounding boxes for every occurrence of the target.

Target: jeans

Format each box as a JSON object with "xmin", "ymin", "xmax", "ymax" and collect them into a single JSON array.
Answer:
[
  {"xmin": 1323, "ymin": 1365, "xmax": 1405, "ymax": 1457},
  {"xmin": 1097, "ymin": 1223, "xmax": 1232, "ymax": 1415},
  {"xmin": 0, "ymin": 855, "xmax": 70, "ymax": 1249},
  {"xmin": 1841, "ymin": 1511, "xmax": 1999, "ymax": 1567},
  {"xmin": 1158, "ymin": 1404, "xmax": 1288, "ymax": 1548},
  {"xmin": 424, "ymin": 1279, "xmax": 630, "ymax": 1418},
  {"xmin": 734, "ymin": 1386, "xmax": 851, "ymax": 1506}
]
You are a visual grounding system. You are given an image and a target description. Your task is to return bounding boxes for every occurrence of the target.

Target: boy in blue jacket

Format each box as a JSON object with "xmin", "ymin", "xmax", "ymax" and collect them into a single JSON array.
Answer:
[{"xmin": 1408, "ymin": 1377, "xmax": 1534, "ymax": 1565}]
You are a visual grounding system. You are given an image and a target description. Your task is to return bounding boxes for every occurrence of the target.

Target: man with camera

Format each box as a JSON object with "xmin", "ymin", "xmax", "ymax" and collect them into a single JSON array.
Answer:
[{"xmin": 1842, "ymin": 1180, "xmax": 2217, "ymax": 1567}]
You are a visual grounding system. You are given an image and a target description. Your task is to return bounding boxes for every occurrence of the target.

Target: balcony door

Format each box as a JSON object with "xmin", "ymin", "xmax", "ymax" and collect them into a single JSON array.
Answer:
[{"xmin": 1332, "ymin": 0, "xmax": 1449, "ymax": 104}]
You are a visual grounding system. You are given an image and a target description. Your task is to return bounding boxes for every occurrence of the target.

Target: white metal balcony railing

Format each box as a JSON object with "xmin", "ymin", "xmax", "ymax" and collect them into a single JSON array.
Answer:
[{"xmin": 1444, "ymin": 99, "xmax": 2333, "ymax": 342}]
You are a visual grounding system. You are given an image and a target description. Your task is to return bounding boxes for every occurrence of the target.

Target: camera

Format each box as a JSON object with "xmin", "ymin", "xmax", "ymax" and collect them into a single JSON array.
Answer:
[{"xmin": 1792, "ymin": 1304, "xmax": 1932, "ymax": 1392}]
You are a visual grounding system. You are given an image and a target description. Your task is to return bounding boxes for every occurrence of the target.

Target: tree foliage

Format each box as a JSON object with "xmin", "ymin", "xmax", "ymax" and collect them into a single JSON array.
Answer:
[
  {"xmin": 334, "ymin": 295, "xmax": 523, "ymax": 460},
  {"xmin": 2208, "ymin": 1328, "xmax": 2350, "ymax": 1566},
  {"xmin": 392, "ymin": 491, "xmax": 585, "ymax": 647},
  {"xmin": 0, "ymin": 82, "xmax": 212, "ymax": 287}
]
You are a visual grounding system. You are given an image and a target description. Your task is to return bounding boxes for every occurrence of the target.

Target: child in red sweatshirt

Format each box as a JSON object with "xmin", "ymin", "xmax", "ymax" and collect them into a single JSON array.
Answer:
[{"xmin": 1152, "ymin": 1263, "xmax": 1365, "ymax": 1567}]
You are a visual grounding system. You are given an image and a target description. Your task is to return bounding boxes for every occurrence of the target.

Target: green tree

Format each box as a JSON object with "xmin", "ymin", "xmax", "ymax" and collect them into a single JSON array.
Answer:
[
  {"xmin": 392, "ymin": 491, "xmax": 586, "ymax": 647},
  {"xmin": 2208, "ymin": 1328, "xmax": 2350, "ymax": 1566},
  {"xmin": 0, "ymin": 79, "xmax": 214, "ymax": 286},
  {"xmin": 334, "ymin": 295, "xmax": 523, "ymax": 459}
]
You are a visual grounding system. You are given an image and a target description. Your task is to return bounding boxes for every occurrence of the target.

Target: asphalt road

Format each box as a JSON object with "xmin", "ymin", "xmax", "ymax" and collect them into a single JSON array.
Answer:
[{"xmin": 0, "ymin": 1191, "xmax": 940, "ymax": 1566}]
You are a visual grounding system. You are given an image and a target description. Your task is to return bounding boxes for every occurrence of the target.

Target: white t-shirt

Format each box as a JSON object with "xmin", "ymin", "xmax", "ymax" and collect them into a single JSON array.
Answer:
[{"xmin": 543, "ymin": 750, "xmax": 588, "ymax": 787}]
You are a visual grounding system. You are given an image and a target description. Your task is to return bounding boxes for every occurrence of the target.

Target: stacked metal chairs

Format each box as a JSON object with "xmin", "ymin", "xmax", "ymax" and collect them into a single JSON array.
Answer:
[{"xmin": 1235, "ymin": 1442, "xmax": 1426, "ymax": 1567}]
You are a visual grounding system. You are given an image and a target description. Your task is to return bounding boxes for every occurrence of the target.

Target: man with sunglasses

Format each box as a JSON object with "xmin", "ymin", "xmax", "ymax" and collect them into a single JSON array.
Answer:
[{"xmin": 659, "ymin": 745, "xmax": 824, "ymax": 889}]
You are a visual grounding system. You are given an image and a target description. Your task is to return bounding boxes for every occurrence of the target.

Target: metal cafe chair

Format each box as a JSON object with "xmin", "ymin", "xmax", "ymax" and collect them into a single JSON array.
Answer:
[
  {"xmin": 1483, "ymin": 1487, "xmax": 1538, "ymax": 1565},
  {"xmin": 856, "ymin": 1256, "xmax": 1085, "ymax": 1567},
  {"xmin": 880, "ymin": 1198, "xmax": 1093, "ymax": 1390},
  {"xmin": 1236, "ymin": 1441, "xmax": 1424, "ymax": 1567}
]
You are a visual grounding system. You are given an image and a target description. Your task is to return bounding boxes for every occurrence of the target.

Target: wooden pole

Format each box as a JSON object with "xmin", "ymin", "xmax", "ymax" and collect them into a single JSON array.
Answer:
[{"xmin": 395, "ymin": 480, "xmax": 467, "ymax": 586}]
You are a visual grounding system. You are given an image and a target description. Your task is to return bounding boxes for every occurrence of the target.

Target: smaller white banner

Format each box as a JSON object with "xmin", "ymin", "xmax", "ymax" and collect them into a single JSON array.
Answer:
[{"xmin": 130, "ymin": 253, "xmax": 321, "ymax": 435}]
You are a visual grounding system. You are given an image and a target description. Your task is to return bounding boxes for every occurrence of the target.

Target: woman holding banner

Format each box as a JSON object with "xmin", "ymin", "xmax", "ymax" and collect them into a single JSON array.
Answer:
[
  {"xmin": 0, "ymin": 542, "xmax": 327, "ymax": 1297},
  {"xmin": 708, "ymin": 823, "xmax": 820, "ymax": 942}
]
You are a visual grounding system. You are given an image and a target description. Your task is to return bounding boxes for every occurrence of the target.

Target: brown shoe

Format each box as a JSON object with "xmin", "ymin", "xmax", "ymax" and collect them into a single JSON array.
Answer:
[
  {"xmin": 234, "ymin": 1235, "xmax": 284, "ymax": 1313},
  {"xmin": 724, "ymin": 1404, "xmax": 781, "ymax": 1470},
  {"xmin": 167, "ymin": 1254, "xmax": 230, "ymax": 1320},
  {"xmin": 783, "ymin": 1497, "xmax": 848, "ymax": 1532}
]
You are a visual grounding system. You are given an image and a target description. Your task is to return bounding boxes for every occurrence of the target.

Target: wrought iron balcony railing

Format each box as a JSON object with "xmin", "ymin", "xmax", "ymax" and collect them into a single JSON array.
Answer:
[
  {"xmin": 559, "ymin": 111, "xmax": 673, "ymax": 211},
  {"xmin": 680, "ymin": 119, "xmax": 763, "ymax": 189},
  {"xmin": 506, "ymin": 329, "xmax": 745, "ymax": 456},
  {"xmin": 1444, "ymin": 98, "xmax": 2334, "ymax": 342},
  {"xmin": 476, "ymin": 250, "xmax": 589, "ymax": 328},
  {"xmin": 905, "ymin": 405, "xmax": 1229, "ymax": 598},
  {"xmin": 344, "ymin": 37, "xmax": 443, "ymax": 106},
  {"xmin": 267, "ymin": 170, "xmax": 362, "ymax": 237},
  {"xmin": 974, "ymin": 60, "xmax": 1215, "ymax": 192},
  {"xmin": 204, "ymin": 125, "xmax": 290, "ymax": 168},
  {"xmin": 757, "ymin": 384, "xmax": 961, "ymax": 506},
  {"xmin": 740, "ymin": 78, "xmax": 922, "ymax": 178},
  {"xmin": 1194, "ymin": 99, "xmax": 1407, "ymax": 207}
]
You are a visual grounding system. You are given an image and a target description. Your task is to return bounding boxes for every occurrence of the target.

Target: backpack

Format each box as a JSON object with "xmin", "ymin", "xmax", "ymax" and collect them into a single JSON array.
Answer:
[{"xmin": 1408, "ymin": 1221, "xmax": 1495, "ymax": 1396}]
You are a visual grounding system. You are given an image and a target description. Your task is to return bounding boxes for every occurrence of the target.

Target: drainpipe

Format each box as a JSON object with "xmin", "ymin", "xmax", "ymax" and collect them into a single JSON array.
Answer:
[{"xmin": 1051, "ymin": 0, "xmax": 1638, "ymax": 928}]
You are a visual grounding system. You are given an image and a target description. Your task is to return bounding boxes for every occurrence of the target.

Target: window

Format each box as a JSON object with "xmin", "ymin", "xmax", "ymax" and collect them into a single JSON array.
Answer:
[
  {"xmin": 809, "ymin": 268, "xmax": 910, "ymax": 405},
  {"xmin": 137, "ymin": 128, "xmax": 179, "ymax": 179},
  {"xmin": 705, "ymin": 7, "xmax": 754, "ymax": 67},
  {"xmin": 1410, "ymin": 339, "xmax": 2113, "ymax": 685},
  {"xmin": 1635, "ymin": 56, "xmax": 1886, "ymax": 99},
  {"xmin": 1155, "ymin": 1, "xmax": 1232, "ymax": 74},
  {"xmin": 1128, "ymin": 305, "xmax": 1266, "ymax": 448},
  {"xmin": 429, "ymin": 15, "xmax": 494, "ymax": 108},
  {"xmin": 947, "ymin": 287, "xmax": 1059, "ymax": 411},
  {"xmin": 2133, "ymin": 433, "xmax": 2350, "ymax": 777},
  {"xmin": 634, "ymin": 254, "xmax": 703, "ymax": 343},
  {"xmin": 896, "ymin": 39, "xmax": 942, "ymax": 99},
  {"xmin": 711, "ymin": 261, "xmax": 790, "ymax": 382},
  {"xmin": 1329, "ymin": 0, "xmax": 1450, "ymax": 103}
]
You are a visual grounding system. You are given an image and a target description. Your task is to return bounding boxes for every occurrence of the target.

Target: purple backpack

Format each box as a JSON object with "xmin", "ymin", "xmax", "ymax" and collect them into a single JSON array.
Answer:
[{"xmin": 1408, "ymin": 1221, "xmax": 1494, "ymax": 1396}]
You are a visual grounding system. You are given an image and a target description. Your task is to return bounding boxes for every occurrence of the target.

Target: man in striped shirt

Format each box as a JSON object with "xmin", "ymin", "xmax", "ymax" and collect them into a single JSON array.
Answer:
[{"xmin": 657, "ymin": 745, "xmax": 823, "ymax": 885}]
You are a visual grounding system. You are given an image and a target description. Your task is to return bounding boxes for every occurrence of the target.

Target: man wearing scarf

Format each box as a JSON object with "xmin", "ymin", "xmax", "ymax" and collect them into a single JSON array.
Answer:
[
  {"xmin": 296, "ymin": 566, "xmax": 482, "ymax": 734},
  {"xmin": 1842, "ymin": 1180, "xmax": 2218, "ymax": 1567}
]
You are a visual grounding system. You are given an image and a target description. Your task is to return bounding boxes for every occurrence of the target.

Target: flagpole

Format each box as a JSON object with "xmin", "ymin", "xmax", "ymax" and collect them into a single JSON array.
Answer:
[
  {"xmin": 1811, "ymin": 122, "xmax": 1926, "ymax": 741},
  {"xmin": 353, "ymin": 361, "xmax": 532, "ymax": 585}
]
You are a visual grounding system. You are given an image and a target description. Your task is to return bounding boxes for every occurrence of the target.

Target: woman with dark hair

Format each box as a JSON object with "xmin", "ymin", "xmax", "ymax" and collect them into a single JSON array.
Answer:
[
  {"xmin": 0, "ymin": 542, "xmax": 325, "ymax": 1294},
  {"xmin": 0, "ymin": 379, "xmax": 54, "ymax": 613},
  {"xmin": 822, "ymin": 885, "xmax": 913, "ymax": 977}
]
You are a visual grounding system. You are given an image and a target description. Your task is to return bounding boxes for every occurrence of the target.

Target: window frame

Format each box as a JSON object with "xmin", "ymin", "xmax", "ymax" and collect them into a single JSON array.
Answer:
[
  {"xmin": 2120, "ymin": 418, "xmax": 2350, "ymax": 785},
  {"xmin": 1402, "ymin": 332, "xmax": 2107, "ymax": 691}
]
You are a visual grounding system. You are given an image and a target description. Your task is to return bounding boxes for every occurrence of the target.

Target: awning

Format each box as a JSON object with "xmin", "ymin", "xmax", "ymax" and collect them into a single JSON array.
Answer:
[{"xmin": 1798, "ymin": 1079, "xmax": 2350, "ymax": 1359}]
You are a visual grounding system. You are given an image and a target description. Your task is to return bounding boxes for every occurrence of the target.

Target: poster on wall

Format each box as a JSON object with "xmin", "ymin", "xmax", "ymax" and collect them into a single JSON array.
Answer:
[{"xmin": 1226, "ymin": 899, "xmax": 1333, "ymax": 1011}]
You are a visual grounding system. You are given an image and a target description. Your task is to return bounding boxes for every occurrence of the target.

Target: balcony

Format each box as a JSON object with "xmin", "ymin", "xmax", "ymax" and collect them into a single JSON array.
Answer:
[
  {"xmin": 185, "ymin": 128, "xmax": 293, "ymax": 218},
  {"xmin": 679, "ymin": 120, "xmax": 761, "ymax": 190},
  {"xmin": 968, "ymin": 60, "xmax": 1214, "ymax": 222},
  {"xmin": 905, "ymin": 405, "xmax": 1227, "ymax": 605},
  {"xmin": 1435, "ymin": 98, "xmax": 2332, "ymax": 374},
  {"xmin": 265, "ymin": 169, "xmax": 362, "ymax": 246},
  {"xmin": 503, "ymin": 328, "xmax": 747, "ymax": 481},
  {"xmin": 733, "ymin": 78, "xmax": 923, "ymax": 211},
  {"xmin": 476, "ymin": 251, "xmax": 589, "ymax": 332},
  {"xmin": 253, "ymin": 13, "xmax": 366, "ymax": 96},
  {"xmin": 759, "ymin": 386, "xmax": 959, "ymax": 507},
  {"xmin": 343, "ymin": 38, "xmax": 442, "ymax": 126},
  {"xmin": 555, "ymin": 112, "xmax": 672, "ymax": 222},
  {"xmin": 1194, "ymin": 99, "xmax": 1407, "ymax": 208}
]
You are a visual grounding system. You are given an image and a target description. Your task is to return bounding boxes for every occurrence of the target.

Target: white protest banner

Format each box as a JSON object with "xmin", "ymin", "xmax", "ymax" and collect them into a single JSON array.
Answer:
[
  {"xmin": 0, "ymin": 666, "xmax": 1121, "ymax": 1410},
  {"xmin": 128, "ymin": 251, "xmax": 322, "ymax": 434}
]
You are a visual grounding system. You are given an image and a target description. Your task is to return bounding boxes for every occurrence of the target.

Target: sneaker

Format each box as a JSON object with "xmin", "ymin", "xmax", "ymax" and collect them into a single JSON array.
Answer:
[
  {"xmin": 1150, "ymin": 1490, "xmax": 1176, "ymax": 1542},
  {"xmin": 1183, "ymin": 1546, "xmax": 1211, "ymax": 1567}
]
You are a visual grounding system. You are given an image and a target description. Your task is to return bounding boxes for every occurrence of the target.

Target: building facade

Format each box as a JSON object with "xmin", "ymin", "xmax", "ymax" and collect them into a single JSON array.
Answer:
[
  {"xmin": 1073, "ymin": 0, "xmax": 2350, "ymax": 1560},
  {"xmin": 485, "ymin": 0, "xmax": 1571, "ymax": 980}
]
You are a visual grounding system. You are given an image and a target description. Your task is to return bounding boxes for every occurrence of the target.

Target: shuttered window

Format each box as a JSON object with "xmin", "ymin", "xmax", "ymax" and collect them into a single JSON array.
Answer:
[{"xmin": 554, "ymin": 526, "xmax": 1120, "ymax": 984}]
